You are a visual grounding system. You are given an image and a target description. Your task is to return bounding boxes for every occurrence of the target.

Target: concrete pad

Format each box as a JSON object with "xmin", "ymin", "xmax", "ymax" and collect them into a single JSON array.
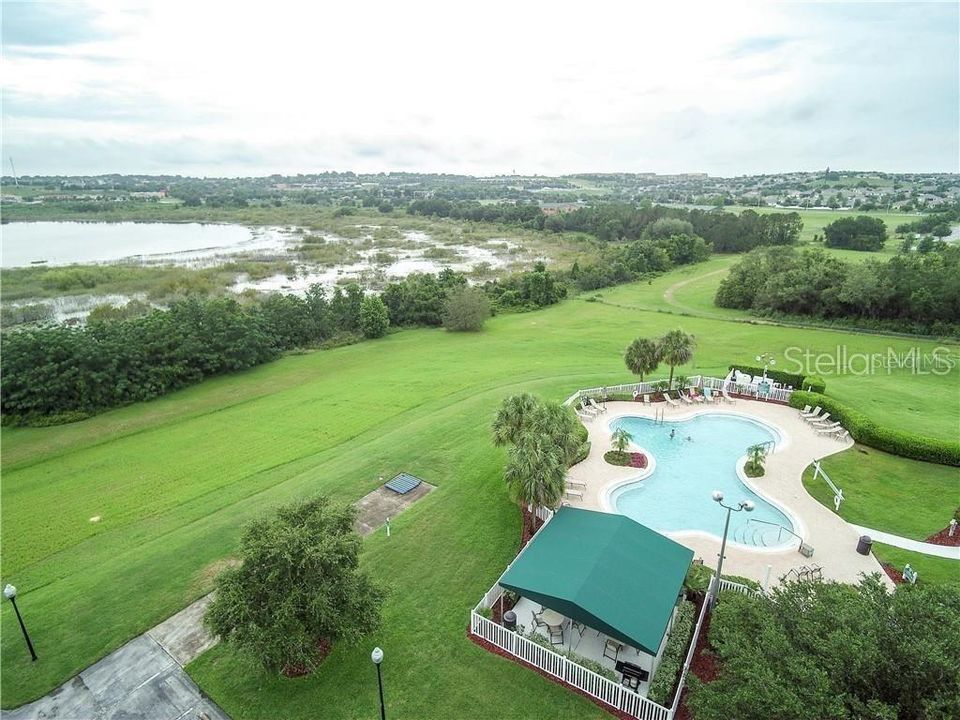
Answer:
[
  {"xmin": 567, "ymin": 399, "xmax": 894, "ymax": 590},
  {"xmin": 1, "ymin": 636, "xmax": 229, "ymax": 720},
  {"xmin": 353, "ymin": 482, "xmax": 435, "ymax": 536}
]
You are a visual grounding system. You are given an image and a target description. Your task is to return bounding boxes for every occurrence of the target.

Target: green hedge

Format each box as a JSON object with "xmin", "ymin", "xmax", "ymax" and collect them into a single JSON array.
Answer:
[
  {"xmin": 729, "ymin": 364, "xmax": 826, "ymax": 393},
  {"xmin": 789, "ymin": 391, "xmax": 960, "ymax": 466},
  {"xmin": 647, "ymin": 600, "xmax": 697, "ymax": 705}
]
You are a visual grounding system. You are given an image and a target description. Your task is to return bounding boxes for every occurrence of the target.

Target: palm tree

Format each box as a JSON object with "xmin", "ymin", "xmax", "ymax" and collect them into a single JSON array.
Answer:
[
  {"xmin": 491, "ymin": 393, "xmax": 539, "ymax": 447},
  {"xmin": 527, "ymin": 401, "xmax": 582, "ymax": 465},
  {"xmin": 624, "ymin": 337, "xmax": 660, "ymax": 382},
  {"xmin": 659, "ymin": 329, "xmax": 696, "ymax": 389},
  {"xmin": 611, "ymin": 427, "xmax": 632, "ymax": 453},
  {"xmin": 504, "ymin": 433, "xmax": 566, "ymax": 533}
]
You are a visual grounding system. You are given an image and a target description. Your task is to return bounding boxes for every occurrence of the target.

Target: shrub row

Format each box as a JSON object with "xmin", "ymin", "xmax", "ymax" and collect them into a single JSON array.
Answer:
[
  {"xmin": 729, "ymin": 364, "xmax": 826, "ymax": 393},
  {"xmin": 789, "ymin": 391, "xmax": 960, "ymax": 466},
  {"xmin": 647, "ymin": 600, "xmax": 697, "ymax": 705}
]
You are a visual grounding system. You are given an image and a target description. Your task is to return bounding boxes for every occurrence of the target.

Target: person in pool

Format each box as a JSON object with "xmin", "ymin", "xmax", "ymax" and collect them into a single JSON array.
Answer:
[
  {"xmin": 686, "ymin": 435, "xmax": 693, "ymax": 442},
  {"xmin": 670, "ymin": 428, "xmax": 676, "ymax": 440}
]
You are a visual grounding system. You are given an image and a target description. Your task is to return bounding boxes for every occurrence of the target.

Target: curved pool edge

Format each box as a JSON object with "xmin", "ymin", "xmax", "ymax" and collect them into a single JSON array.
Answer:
[{"xmin": 599, "ymin": 409, "xmax": 804, "ymax": 553}]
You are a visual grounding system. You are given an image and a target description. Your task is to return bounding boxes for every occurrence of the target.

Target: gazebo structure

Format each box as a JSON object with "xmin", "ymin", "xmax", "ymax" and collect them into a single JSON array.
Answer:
[{"xmin": 494, "ymin": 507, "xmax": 694, "ymax": 692}]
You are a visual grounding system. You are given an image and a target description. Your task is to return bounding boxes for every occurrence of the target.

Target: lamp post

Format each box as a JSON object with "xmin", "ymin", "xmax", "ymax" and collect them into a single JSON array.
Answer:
[
  {"xmin": 371, "ymin": 646, "xmax": 386, "ymax": 720},
  {"xmin": 4, "ymin": 584, "xmax": 37, "ymax": 662},
  {"xmin": 710, "ymin": 491, "xmax": 754, "ymax": 605},
  {"xmin": 755, "ymin": 353, "xmax": 776, "ymax": 380}
]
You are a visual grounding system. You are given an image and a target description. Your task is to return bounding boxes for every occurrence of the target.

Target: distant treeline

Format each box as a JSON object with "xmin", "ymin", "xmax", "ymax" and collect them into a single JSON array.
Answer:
[
  {"xmin": 716, "ymin": 243, "xmax": 960, "ymax": 337},
  {"xmin": 408, "ymin": 200, "xmax": 803, "ymax": 253},
  {"xmin": 1, "ymin": 265, "xmax": 570, "ymax": 423}
]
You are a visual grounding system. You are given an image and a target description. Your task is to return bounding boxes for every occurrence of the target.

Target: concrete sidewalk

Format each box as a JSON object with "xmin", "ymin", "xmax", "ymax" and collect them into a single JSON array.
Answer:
[{"xmin": 851, "ymin": 525, "xmax": 960, "ymax": 560}]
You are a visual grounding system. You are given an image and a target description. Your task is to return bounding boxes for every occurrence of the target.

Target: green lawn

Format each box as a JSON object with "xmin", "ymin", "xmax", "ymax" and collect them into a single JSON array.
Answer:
[
  {"xmin": 802, "ymin": 446, "xmax": 960, "ymax": 540},
  {"xmin": 2, "ymin": 266, "xmax": 958, "ymax": 712},
  {"xmin": 872, "ymin": 544, "xmax": 960, "ymax": 587}
]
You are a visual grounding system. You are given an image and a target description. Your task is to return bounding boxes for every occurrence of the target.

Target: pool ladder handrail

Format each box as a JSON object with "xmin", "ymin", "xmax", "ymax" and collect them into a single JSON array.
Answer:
[{"xmin": 744, "ymin": 517, "xmax": 803, "ymax": 545}]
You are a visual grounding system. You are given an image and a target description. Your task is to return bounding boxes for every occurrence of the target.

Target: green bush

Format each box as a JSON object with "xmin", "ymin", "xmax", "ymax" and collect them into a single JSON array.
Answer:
[
  {"xmin": 647, "ymin": 600, "xmax": 697, "ymax": 705},
  {"xmin": 789, "ymin": 391, "xmax": 960, "ymax": 466},
  {"xmin": 570, "ymin": 441, "xmax": 591, "ymax": 466},
  {"xmin": 803, "ymin": 374, "xmax": 827, "ymax": 393}
]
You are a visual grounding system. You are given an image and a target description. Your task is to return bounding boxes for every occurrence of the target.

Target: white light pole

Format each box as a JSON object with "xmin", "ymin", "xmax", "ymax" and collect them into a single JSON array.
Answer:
[
  {"xmin": 4, "ymin": 584, "xmax": 37, "ymax": 661},
  {"xmin": 755, "ymin": 353, "xmax": 776, "ymax": 380},
  {"xmin": 710, "ymin": 491, "xmax": 754, "ymax": 605},
  {"xmin": 371, "ymin": 646, "xmax": 386, "ymax": 720}
]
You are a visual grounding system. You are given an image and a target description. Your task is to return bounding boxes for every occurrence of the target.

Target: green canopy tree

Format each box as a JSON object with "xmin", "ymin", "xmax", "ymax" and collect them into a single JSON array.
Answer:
[
  {"xmin": 659, "ymin": 329, "xmax": 696, "ymax": 389},
  {"xmin": 204, "ymin": 496, "xmax": 386, "ymax": 674},
  {"xmin": 625, "ymin": 337, "xmax": 661, "ymax": 382}
]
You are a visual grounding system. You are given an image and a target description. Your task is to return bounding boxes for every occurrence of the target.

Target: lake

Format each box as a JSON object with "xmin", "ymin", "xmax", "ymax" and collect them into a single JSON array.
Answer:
[{"xmin": 1, "ymin": 222, "xmax": 292, "ymax": 268}]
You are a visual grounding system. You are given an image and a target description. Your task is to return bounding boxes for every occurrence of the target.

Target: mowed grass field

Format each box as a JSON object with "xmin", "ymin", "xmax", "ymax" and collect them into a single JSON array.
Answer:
[{"xmin": 2, "ymin": 265, "xmax": 958, "ymax": 714}]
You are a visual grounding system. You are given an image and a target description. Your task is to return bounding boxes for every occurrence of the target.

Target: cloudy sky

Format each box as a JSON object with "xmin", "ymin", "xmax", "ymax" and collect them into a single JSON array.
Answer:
[{"xmin": 2, "ymin": 0, "xmax": 957, "ymax": 177}]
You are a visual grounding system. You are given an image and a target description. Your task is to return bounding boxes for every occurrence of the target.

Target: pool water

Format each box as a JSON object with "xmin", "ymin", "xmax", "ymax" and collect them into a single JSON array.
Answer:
[{"xmin": 609, "ymin": 414, "xmax": 795, "ymax": 547}]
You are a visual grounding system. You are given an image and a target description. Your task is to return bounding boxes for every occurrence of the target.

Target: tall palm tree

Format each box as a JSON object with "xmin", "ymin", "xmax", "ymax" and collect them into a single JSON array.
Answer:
[
  {"xmin": 504, "ymin": 433, "xmax": 566, "ymax": 533},
  {"xmin": 527, "ymin": 401, "xmax": 582, "ymax": 465},
  {"xmin": 491, "ymin": 393, "xmax": 539, "ymax": 447},
  {"xmin": 624, "ymin": 337, "xmax": 661, "ymax": 382},
  {"xmin": 659, "ymin": 329, "xmax": 696, "ymax": 389}
]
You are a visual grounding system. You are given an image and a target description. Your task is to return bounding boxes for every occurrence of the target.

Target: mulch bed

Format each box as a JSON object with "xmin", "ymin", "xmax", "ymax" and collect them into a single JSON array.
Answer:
[
  {"xmin": 925, "ymin": 524, "xmax": 960, "ymax": 547},
  {"xmin": 881, "ymin": 563, "xmax": 905, "ymax": 585},
  {"xmin": 519, "ymin": 508, "xmax": 546, "ymax": 548},
  {"xmin": 282, "ymin": 637, "xmax": 333, "ymax": 677},
  {"xmin": 674, "ymin": 596, "xmax": 720, "ymax": 720},
  {"xmin": 604, "ymin": 451, "xmax": 649, "ymax": 469}
]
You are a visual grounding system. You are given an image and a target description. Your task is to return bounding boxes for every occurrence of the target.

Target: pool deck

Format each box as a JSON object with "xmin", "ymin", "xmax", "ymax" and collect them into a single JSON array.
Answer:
[{"xmin": 566, "ymin": 398, "xmax": 894, "ymax": 590}]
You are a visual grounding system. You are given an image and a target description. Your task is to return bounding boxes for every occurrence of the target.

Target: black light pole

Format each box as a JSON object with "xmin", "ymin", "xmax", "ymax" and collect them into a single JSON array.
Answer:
[
  {"xmin": 371, "ymin": 646, "xmax": 386, "ymax": 720},
  {"xmin": 710, "ymin": 491, "xmax": 754, "ymax": 606},
  {"xmin": 4, "ymin": 584, "xmax": 37, "ymax": 662}
]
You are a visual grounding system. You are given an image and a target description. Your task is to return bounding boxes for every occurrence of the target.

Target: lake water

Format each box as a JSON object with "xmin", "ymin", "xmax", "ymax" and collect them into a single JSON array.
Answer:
[{"xmin": 1, "ymin": 222, "xmax": 292, "ymax": 267}]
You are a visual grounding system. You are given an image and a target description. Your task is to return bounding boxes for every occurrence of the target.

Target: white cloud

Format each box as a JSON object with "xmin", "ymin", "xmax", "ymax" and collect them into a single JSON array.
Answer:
[{"xmin": 2, "ymin": 0, "xmax": 957, "ymax": 175}]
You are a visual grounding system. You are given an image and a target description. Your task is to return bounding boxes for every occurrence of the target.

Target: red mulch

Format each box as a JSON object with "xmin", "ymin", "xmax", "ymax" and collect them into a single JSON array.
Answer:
[
  {"xmin": 674, "ymin": 597, "xmax": 720, "ymax": 720},
  {"xmin": 466, "ymin": 630, "xmax": 634, "ymax": 720},
  {"xmin": 881, "ymin": 563, "xmax": 905, "ymax": 585},
  {"xmin": 925, "ymin": 525, "xmax": 960, "ymax": 547},
  {"xmin": 519, "ymin": 508, "xmax": 545, "ymax": 548},
  {"xmin": 627, "ymin": 452, "xmax": 648, "ymax": 469},
  {"xmin": 281, "ymin": 637, "xmax": 333, "ymax": 677}
]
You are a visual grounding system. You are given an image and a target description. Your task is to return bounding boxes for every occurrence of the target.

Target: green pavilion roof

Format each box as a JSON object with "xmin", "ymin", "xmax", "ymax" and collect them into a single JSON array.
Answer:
[{"xmin": 499, "ymin": 507, "xmax": 694, "ymax": 656}]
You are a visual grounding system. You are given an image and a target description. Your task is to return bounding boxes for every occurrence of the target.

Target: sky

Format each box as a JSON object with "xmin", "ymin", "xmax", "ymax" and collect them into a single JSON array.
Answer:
[{"xmin": 2, "ymin": 0, "xmax": 958, "ymax": 177}]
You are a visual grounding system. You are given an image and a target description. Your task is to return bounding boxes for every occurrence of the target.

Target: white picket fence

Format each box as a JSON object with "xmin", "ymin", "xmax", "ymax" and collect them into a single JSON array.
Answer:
[
  {"xmin": 470, "ymin": 606, "xmax": 672, "ymax": 720},
  {"xmin": 566, "ymin": 374, "xmax": 794, "ymax": 406},
  {"xmin": 716, "ymin": 577, "xmax": 765, "ymax": 597}
]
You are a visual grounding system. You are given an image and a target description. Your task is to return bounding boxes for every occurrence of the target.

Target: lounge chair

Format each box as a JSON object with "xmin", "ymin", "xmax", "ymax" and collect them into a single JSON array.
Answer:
[
  {"xmin": 721, "ymin": 383, "xmax": 736, "ymax": 403},
  {"xmin": 809, "ymin": 413, "xmax": 833, "ymax": 427},
  {"xmin": 815, "ymin": 423, "xmax": 841, "ymax": 434},
  {"xmin": 798, "ymin": 404, "xmax": 812, "ymax": 415},
  {"xmin": 803, "ymin": 411, "xmax": 827, "ymax": 425},
  {"xmin": 643, "ymin": 394, "xmax": 651, "ymax": 407},
  {"xmin": 579, "ymin": 402, "xmax": 598, "ymax": 418},
  {"xmin": 702, "ymin": 387, "xmax": 718, "ymax": 403},
  {"xmin": 567, "ymin": 479, "xmax": 586, "ymax": 489},
  {"xmin": 800, "ymin": 405, "xmax": 821, "ymax": 419},
  {"xmin": 588, "ymin": 398, "xmax": 607, "ymax": 414},
  {"xmin": 690, "ymin": 389, "xmax": 705, "ymax": 403},
  {"xmin": 678, "ymin": 390, "xmax": 693, "ymax": 405},
  {"xmin": 834, "ymin": 429, "xmax": 850, "ymax": 441},
  {"xmin": 564, "ymin": 486, "xmax": 584, "ymax": 500},
  {"xmin": 575, "ymin": 410, "xmax": 592, "ymax": 422},
  {"xmin": 663, "ymin": 392, "xmax": 680, "ymax": 408}
]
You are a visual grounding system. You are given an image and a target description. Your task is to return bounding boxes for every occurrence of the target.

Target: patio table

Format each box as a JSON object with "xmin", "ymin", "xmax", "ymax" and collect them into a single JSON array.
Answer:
[{"xmin": 541, "ymin": 609, "xmax": 564, "ymax": 626}]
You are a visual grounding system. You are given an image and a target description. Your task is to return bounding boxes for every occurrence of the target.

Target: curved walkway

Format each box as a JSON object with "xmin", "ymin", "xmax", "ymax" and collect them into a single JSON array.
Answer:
[{"xmin": 850, "ymin": 525, "xmax": 960, "ymax": 560}]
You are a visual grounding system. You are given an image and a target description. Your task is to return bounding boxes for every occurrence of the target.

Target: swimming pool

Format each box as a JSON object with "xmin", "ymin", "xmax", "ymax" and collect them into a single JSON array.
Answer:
[{"xmin": 608, "ymin": 414, "xmax": 796, "ymax": 548}]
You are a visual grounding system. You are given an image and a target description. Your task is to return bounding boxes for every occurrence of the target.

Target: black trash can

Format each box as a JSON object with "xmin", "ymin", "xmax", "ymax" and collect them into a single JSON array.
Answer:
[
  {"xmin": 503, "ymin": 610, "xmax": 517, "ymax": 631},
  {"xmin": 856, "ymin": 535, "xmax": 873, "ymax": 556}
]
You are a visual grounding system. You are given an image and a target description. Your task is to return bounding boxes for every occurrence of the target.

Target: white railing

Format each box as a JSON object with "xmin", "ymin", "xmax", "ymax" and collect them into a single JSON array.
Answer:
[
  {"xmin": 716, "ymin": 577, "xmax": 764, "ymax": 597},
  {"xmin": 471, "ymin": 610, "xmax": 671, "ymax": 720},
  {"xmin": 811, "ymin": 459, "xmax": 844, "ymax": 511},
  {"xmin": 566, "ymin": 375, "xmax": 794, "ymax": 406},
  {"xmin": 668, "ymin": 595, "xmax": 711, "ymax": 716}
]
